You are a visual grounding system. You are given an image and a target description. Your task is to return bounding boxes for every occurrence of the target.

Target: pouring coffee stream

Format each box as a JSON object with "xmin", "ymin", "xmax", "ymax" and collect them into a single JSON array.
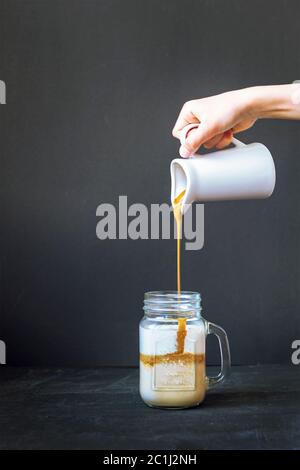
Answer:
[
  {"xmin": 139, "ymin": 188, "xmax": 191, "ymax": 367},
  {"xmin": 172, "ymin": 189, "xmax": 187, "ymax": 354}
]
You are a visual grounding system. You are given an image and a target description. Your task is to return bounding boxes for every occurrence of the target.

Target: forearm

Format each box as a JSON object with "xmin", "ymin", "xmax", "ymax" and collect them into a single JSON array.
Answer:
[{"xmin": 242, "ymin": 84, "xmax": 300, "ymax": 120}]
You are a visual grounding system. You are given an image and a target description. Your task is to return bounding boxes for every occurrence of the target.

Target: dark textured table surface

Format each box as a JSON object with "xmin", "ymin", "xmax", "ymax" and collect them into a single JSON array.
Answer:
[{"xmin": 0, "ymin": 365, "xmax": 299, "ymax": 450}]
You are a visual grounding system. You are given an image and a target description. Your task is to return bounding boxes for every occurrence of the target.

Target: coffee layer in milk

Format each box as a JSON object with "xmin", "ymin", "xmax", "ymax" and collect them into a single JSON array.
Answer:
[{"xmin": 139, "ymin": 321, "xmax": 206, "ymax": 408}]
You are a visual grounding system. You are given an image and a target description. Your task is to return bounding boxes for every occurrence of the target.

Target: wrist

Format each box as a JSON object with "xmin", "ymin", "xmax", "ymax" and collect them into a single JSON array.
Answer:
[{"xmin": 241, "ymin": 84, "xmax": 297, "ymax": 119}]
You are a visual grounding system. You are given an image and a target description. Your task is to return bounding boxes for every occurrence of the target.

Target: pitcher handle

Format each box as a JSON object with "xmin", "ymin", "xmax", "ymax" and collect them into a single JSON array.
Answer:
[
  {"xmin": 231, "ymin": 137, "xmax": 246, "ymax": 148},
  {"xmin": 180, "ymin": 124, "xmax": 246, "ymax": 151},
  {"xmin": 206, "ymin": 321, "xmax": 231, "ymax": 388}
]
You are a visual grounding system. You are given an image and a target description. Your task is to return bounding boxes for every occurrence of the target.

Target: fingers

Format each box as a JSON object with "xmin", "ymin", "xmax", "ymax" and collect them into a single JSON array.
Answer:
[
  {"xmin": 215, "ymin": 129, "xmax": 233, "ymax": 149},
  {"xmin": 172, "ymin": 96, "xmax": 249, "ymax": 156},
  {"xmin": 179, "ymin": 124, "xmax": 212, "ymax": 158},
  {"xmin": 172, "ymin": 102, "xmax": 199, "ymax": 139},
  {"xmin": 203, "ymin": 133, "xmax": 224, "ymax": 149}
]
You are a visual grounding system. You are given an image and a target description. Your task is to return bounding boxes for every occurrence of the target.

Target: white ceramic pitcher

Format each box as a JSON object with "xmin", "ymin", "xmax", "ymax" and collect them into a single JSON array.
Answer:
[{"xmin": 170, "ymin": 124, "xmax": 276, "ymax": 212}]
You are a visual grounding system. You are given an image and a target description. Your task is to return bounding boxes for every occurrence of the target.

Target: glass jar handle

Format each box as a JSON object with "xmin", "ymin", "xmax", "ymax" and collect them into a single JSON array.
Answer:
[{"xmin": 206, "ymin": 321, "xmax": 231, "ymax": 388}]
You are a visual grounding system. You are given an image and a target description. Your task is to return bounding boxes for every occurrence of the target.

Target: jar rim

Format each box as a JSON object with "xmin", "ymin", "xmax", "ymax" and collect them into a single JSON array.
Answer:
[
  {"xmin": 145, "ymin": 290, "xmax": 200, "ymax": 301},
  {"xmin": 143, "ymin": 290, "xmax": 201, "ymax": 316}
]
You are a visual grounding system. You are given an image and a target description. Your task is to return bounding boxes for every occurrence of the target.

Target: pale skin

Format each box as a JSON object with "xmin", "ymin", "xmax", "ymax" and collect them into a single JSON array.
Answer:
[{"xmin": 172, "ymin": 84, "xmax": 300, "ymax": 158}]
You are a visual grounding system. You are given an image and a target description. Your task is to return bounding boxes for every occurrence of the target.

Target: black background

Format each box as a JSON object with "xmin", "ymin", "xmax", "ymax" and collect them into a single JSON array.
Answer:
[{"xmin": 0, "ymin": 0, "xmax": 299, "ymax": 366}]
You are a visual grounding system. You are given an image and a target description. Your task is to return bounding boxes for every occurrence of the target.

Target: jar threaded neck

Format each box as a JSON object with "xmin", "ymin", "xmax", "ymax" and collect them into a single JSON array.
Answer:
[{"xmin": 143, "ymin": 291, "xmax": 201, "ymax": 316}]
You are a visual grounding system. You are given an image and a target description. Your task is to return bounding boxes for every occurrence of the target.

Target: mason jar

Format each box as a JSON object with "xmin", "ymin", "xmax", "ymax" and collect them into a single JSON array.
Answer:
[{"xmin": 139, "ymin": 291, "xmax": 231, "ymax": 409}]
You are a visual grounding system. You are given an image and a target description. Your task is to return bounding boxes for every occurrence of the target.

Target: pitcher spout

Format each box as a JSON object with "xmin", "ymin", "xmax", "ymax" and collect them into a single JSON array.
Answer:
[{"xmin": 170, "ymin": 159, "xmax": 193, "ymax": 214}]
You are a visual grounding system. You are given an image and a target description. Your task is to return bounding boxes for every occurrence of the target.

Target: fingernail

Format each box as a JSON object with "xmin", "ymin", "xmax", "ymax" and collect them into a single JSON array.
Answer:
[{"xmin": 179, "ymin": 146, "xmax": 191, "ymax": 158}]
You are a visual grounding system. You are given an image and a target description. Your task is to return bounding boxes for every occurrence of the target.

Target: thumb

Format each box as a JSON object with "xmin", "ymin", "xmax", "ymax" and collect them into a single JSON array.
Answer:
[{"xmin": 179, "ymin": 123, "xmax": 212, "ymax": 158}]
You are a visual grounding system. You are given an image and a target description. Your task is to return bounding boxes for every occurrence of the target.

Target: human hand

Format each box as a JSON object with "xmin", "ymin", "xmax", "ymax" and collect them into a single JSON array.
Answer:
[
  {"xmin": 172, "ymin": 89, "xmax": 256, "ymax": 157},
  {"xmin": 172, "ymin": 84, "xmax": 300, "ymax": 157}
]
